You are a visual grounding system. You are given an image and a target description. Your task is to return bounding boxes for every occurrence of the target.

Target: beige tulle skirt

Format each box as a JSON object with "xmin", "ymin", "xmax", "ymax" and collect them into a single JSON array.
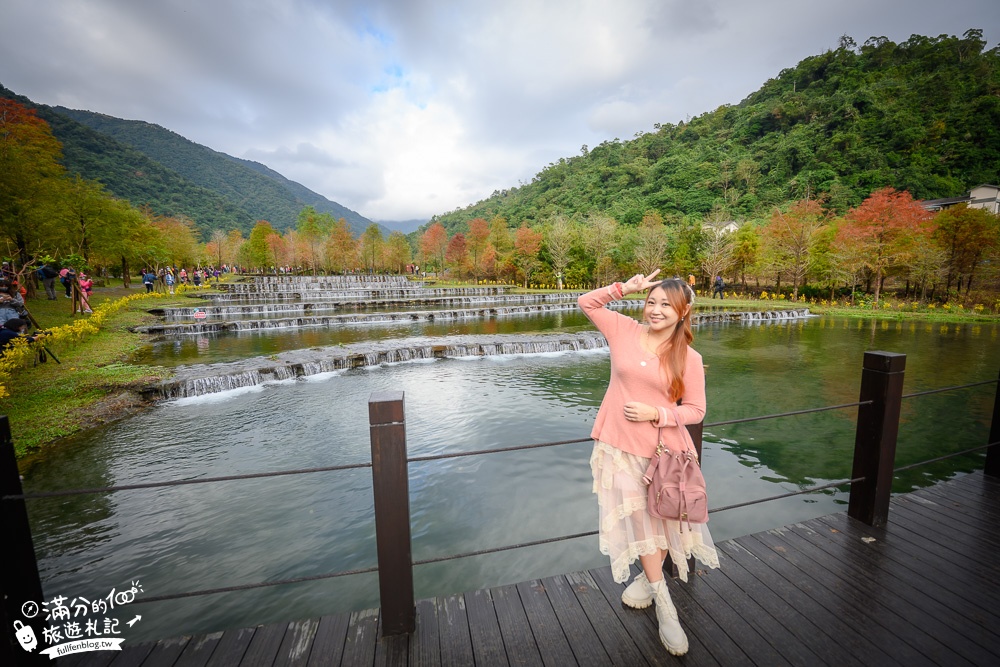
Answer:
[{"xmin": 591, "ymin": 440, "xmax": 720, "ymax": 583}]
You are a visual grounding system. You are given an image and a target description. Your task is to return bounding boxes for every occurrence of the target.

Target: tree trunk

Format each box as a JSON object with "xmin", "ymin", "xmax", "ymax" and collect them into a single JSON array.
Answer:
[{"xmin": 121, "ymin": 256, "xmax": 131, "ymax": 288}]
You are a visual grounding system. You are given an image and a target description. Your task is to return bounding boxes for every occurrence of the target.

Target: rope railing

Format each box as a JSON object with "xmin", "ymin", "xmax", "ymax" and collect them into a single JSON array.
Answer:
[
  {"xmin": 7, "ymin": 375, "xmax": 996, "ymax": 500},
  {"xmin": 892, "ymin": 440, "xmax": 1000, "ymax": 473},
  {"xmin": 704, "ymin": 401, "xmax": 871, "ymax": 427},
  {"xmin": 902, "ymin": 377, "xmax": 999, "ymax": 399},
  {"xmin": 133, "ymin": 564, "xmax": 380, "ymax": 605},
  {"xmin": 2, "ymin": 461, "xmax": 373, "ymax": 501}
]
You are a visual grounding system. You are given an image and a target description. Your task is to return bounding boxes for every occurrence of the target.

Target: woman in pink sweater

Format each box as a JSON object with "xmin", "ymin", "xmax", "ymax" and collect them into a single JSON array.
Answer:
[{"xmin": 579, "ymin": 270, "xmax": 719, "ymax": 656}]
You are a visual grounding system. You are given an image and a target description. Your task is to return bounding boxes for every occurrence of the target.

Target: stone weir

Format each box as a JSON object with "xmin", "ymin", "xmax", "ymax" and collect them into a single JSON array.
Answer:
[
  {"xmin": 138, "ymin": 306, "xmax": 810, "ymax": 336},
  {"xmin": 143, "ymin": 332, "xmax": 611, "ymax": 399},
  {"xmin": 137, "ymin": 301, "xmax": 641, "ymax": 335},
  {"xmin": 201, "ymin": 286, "xmax": 510, "ymax": 303},
  {"xmin": 236, "ymin": 274, "xmax": 411, "ymax": 286},
  {"xmin": 698, "ymin": 307, "xmax": 812, "ymax": 323},
  {"xmin": 154, "ymin": 292, "xmax": 585, "ymax": 321}
]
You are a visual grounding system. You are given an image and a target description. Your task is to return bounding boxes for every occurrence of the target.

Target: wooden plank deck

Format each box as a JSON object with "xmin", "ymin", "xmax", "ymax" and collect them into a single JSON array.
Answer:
[{"xmin": 63, "ymin": 471, "xmax": 1000, "ymax": 666}]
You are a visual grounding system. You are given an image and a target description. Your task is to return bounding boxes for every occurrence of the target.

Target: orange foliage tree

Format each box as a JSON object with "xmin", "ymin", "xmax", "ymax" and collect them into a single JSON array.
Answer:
[
  {"xmin": 836, "ymin": 188, "xmax": 931, "ymax": 305},
  {"xmin": 325, "ymin": 218, "xmax": 358, "ymax": 273},
  {"xmin": 0, "ymin": 98, "xmax": 66, "ymax": 268},
  {"xmin": 933, "ymin": 204, "xmax": 1000, "ymax": 293},
  {"xmin": 420, "ymin": 222, "xmax": 448, "ymax": 275},
  {"xmin": 445, "ymin": 232, "xmax": 468, "ymax": 278},
  {"xmin": 513, "ymin": 223, "xmax": 543, "ymax": 287},
  {"xmin": 467, "ymin": 218, "xmax": 490, "ymax": 283}
]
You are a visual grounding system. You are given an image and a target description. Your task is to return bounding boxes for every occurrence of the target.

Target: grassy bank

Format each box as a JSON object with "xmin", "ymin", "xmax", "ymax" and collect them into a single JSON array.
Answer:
[{"xmin": 0, "ymin": 282, "xmax": 211, "ymax": 458}]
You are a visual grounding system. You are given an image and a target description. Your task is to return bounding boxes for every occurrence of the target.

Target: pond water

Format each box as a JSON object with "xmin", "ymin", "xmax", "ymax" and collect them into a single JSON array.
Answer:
[{"xmin": 20, "ymin": 313, "xmax": 1000, "ymax": 643}]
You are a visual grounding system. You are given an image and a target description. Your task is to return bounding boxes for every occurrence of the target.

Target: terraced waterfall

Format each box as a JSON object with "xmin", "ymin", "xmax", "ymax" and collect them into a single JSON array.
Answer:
[{"xmin": 137, "ymin": 275, "xmax": 811, "ymax": 398}]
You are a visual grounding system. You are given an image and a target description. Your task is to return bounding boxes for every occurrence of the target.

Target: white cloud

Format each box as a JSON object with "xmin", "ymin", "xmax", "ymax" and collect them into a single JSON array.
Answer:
[{"xmin": 1, "ymin": 0, "xmax": 997, "ymax": 221}]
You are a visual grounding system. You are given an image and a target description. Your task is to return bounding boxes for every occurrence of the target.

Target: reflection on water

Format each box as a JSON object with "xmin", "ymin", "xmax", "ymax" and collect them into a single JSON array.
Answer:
[{"xmin": 22, "ymin": 315, "xmax": 1000, "ymax": 642}]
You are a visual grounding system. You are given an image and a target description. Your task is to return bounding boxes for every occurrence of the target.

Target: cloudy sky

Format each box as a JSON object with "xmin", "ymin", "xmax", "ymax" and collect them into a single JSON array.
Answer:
[{"xmin": 1, "ymin": 1, "xmax": 996, "ymax": 223}]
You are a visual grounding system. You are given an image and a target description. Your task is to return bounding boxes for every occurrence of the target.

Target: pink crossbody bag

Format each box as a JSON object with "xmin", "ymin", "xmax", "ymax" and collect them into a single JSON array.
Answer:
[{"xmin": 641, "ymin": 406, "xmax": 708, "ymax": 529}]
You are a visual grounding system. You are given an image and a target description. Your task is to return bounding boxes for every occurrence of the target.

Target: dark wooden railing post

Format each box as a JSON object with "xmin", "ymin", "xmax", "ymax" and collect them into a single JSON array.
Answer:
[
  {"xmin": 368, "ymin": 392, "xmax": 414, "ymax": 636},
  {"xmin": 985, "ymin": 367, "xmax": 1000, "ymax": 478},
  {"xmin": 848, "ymin": 352, "xmax": 906, "ymax": 527},
  {"xmin": 1, "ymin": 416, "xmax": 47, "ymax": 665}
]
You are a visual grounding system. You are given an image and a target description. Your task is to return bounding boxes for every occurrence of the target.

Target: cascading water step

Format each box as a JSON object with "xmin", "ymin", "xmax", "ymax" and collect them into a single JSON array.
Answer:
[
  {"xmin": 152, "ymin": 292, "xmax": 587, "ymax": 321},
  {"xmin": 144, "ymin": 331, "xmax": 612, "ymax": 399}
]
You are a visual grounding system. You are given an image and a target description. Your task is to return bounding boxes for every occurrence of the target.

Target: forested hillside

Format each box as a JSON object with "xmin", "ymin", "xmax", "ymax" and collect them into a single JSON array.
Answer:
[
  {"xmin": 0, "ymin": 84, "xmax": 373, "ymax": 239},
  {"xmin": 55, "ymin": 109, "xmax": 372, "ymax": 236},
  {"xmin": 434, "ymin": 30, "xmax": 1000, "ymax": 233},
  {"xmin": 0, "ymin": 85, "xmax": 254, "ymax": 235}
]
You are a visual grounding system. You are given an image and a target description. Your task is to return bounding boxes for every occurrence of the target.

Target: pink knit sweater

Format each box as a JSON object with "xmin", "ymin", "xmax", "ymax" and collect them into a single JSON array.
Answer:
[{"xmin": 578, "ymin": 284, "xmax": 706, "ymax": 458}]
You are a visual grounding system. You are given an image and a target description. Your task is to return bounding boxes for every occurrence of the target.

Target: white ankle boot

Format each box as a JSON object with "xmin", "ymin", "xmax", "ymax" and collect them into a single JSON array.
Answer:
[
  {"xmin": 649, "ymin": 578, "xmax": 689, "ymax": 655},
  {"xmin": 621, "ymin": 572, "xmax": 654, "ymax": 609}
]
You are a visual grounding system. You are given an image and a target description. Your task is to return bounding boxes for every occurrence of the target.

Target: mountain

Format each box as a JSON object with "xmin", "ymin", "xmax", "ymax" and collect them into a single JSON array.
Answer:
[
  {"xmin": 0, "ymin": 84, "xmax": 374, "ymax": 238},
  {"xmin": 377, "ymin": 219, "xmax": 428, "ymax": 234},
  {"xmin": 433, "ymin": 30, "xmax": 1000, "ymax": 233}
]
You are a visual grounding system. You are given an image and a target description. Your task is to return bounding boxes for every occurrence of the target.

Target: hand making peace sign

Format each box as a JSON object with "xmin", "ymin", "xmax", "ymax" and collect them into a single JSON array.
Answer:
[{"xmin": 621, "ymin": 269, "xmax": 661, "ymax": 296}]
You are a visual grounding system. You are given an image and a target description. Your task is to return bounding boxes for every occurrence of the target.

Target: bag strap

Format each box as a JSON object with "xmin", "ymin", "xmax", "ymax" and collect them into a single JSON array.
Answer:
[{"xmin": 663, "ymin": 406, "xmax": 698, "ymax": 457}]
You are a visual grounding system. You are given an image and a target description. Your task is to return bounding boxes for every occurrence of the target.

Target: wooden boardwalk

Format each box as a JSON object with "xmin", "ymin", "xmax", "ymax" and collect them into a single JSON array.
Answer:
[{"xmin": 60, "ymin": 471, "xmax": 1000, "ymax": 666}]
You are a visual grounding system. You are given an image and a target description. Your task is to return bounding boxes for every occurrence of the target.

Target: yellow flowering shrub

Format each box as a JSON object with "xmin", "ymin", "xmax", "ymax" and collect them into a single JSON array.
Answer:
[{"xmin": 0, "ymin": 292, "xmax": 162, "ymax": 398}]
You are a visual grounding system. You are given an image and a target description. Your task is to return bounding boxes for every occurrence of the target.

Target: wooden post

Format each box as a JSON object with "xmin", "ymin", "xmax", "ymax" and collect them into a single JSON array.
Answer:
[
  {"xmin": 1, "ymin": 416, "xmax": 46, "ymax": 665},
  {"xmin": 985, "ymin": 367, "xmax": 1000, "ymax": 478},
  {"xmin": 687, "ymin": 422, "xmax": 703, "ymax": 461},
  {"xmin": 368, "ymin": 392, "xmax": 414, "ymax": 636},
  {"xmin": 848, "ymin": 352, "xmax": 906, "ymax": 527}
]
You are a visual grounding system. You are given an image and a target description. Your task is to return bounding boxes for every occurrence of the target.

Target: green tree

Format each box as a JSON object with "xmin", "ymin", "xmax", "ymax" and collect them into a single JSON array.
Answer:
[
  {"xmin": 762, "ymin": 200, "xmax": 827, "ymax": 298},
  {"xmin": 633, "ymin": 212, "xmax": 670, "ymax": 276},
  {"xmin": 360, "ymin": 224, "xmax": 384, "ymax": 272},
  {"xmin": 297, "ymin": 206, "xmax": 334, "ymax": 275},
  {"xmin": 583, "ymin": 213, "xmax": 618, "ymax": 285},
  {"xmin": 730, "ymin": 223, "xmax": 761, "ymax": 288},
  {"xmin": 543, "ymin": 215, "xmax": 575, "ymax": 289},
  {"xmin": 242, "ymin": 220, "xmax": 278, "ymax": 270},
  {"xmin": 384, "ymin": 231, "xmax": 411, "ymax": 274}
]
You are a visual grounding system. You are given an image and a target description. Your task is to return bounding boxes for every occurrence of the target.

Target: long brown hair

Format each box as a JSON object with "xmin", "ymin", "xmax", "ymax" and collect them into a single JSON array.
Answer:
[{"xmin": 647, "ymin": 279, "xmax": 695, "ymax": 401}]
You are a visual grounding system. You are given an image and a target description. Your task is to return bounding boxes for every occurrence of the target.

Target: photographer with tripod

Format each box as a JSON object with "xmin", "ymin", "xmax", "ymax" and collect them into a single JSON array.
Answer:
[{"xmin": 0, "ymin": 279, "xmax": 26, "ymax": 325}]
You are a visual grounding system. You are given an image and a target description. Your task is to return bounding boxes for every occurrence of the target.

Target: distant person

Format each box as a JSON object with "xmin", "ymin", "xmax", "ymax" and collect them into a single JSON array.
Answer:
[
  {"xmin": 193, "ymin": 270, "xmax": 202, "ymax": 287},
  {"xmin": 37, "ymin": 263, "xmax": 59, "ymax": 300},
  {"xmin": 60, "ymin": 267, "xmax": 76, "ymax": 298},
  {"xmin": 0, "ymin": 261, "xmax": 14, "ymax": 282},
  {"xmin": 712, "ymin": 276, "xmax": 724, "ymax": 299},
  {"xmin": 142, "ymin": 269, "xmax": 156, "ymax": 293},
  {"xmin": 578, "ymin": 271, "xmax": 718, "ymax": 656},
  {"xmin": 78, "ymin": 273, "xmax": 94, "ymax": 313},
  {"xmin": 165, "ymin": 270, "xmax": 175, "ymax": 294},
  {"xmin": 687, "ymin": 274, "xmax": 696, "ymax": 291},
  {"xmin": 179, "ymin": 268, "xmax": 188, "ymax": 284}
]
